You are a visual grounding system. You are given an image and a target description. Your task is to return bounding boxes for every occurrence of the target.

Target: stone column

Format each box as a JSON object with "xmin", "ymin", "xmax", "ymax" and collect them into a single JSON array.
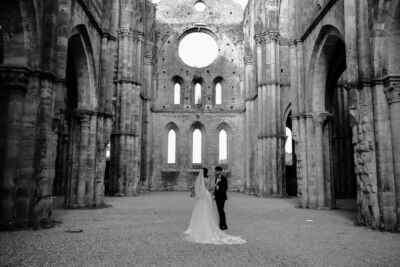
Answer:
[
  {"xmin": 313, "ymin": 112, "xmax": 330, "ymax": 208},
  {"xmin": 75, "ymin": 111, "xmax": 91, "ymax": 207},
  {"xmin": 31, "ymin": 75, "xmax": 59, "ymax": 226},
  {"xmin": 255, "ymin": 34, "xmax": 264, "ymax": 196},
  {"xmin": 385, "ymin": 82, "xmax": 400, "ymax": 229},
  {"xmin": 296, "ymin": 40, "xmax": 305, "ymax": 113},
  {"xmin": 111, "ymin": 27, "xmax": 143, "ymax": 196},
  {"xmin": 141, "ymin": 54, "xmax": 153, "ymax": 191},
  {"xmin": 54, "ymin": 119, "xmax": 68, "ymax": 196},
  {"xmin": 296, "ymin": 115, "xmax": 308, "ymax": 207},
  {"xmin": 269, "ymin": 32, "xmax": 284, "ymax": 196},
  {"xmin": 0, "ymin": 72, "xmax": 27, "ymax": 227},
  {"xmin": 244, "ymin": 55, "xmax": 254, "ymax": 194},
  {"xmin": 305, "ymin": 114, "xmax": 316, "ymax": 208}
]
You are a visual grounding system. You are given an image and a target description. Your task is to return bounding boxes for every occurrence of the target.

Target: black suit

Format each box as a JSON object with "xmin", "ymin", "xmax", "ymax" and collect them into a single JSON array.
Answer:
[{"xmin": 214, "ymin": 175, "xmax": 228, "ymax": 229}]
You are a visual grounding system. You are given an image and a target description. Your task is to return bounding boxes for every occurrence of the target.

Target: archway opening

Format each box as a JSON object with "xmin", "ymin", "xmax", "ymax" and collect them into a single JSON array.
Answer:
[
  {"xmin": 54, "ymin": 33, "xmax": 94, "ymax": 208},
  {"xmin": 313, "ymin": 29, "xmax": 356, "ymax": 209},
  {"xmin": 53, "ymin": 39, "xmax": 79, "ymax": 198},
  {"xmin": 285, "ymin": 113, "xmax": 297, "ymax": 196},
  {"xmin": 325, "ymin": 42, "xmax": 356, "ymax": 208}
]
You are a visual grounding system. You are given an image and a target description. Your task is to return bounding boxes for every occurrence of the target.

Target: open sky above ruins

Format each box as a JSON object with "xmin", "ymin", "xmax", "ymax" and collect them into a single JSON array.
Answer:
[{"xmin": 151, "ymin": 0, "xmax": 249, "ymax": 8}]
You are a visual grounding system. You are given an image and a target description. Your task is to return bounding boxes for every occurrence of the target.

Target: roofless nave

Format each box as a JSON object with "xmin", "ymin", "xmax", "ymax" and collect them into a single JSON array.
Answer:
[{"xmin": 0, "ymin": 0, "xmax": 399, "ymax": 232}]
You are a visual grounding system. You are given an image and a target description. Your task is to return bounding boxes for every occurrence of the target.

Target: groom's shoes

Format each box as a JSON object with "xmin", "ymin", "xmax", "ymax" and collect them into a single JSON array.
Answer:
[{"xmin": 220, "ymin": 226, "xmax": 228, "ymax": 230}]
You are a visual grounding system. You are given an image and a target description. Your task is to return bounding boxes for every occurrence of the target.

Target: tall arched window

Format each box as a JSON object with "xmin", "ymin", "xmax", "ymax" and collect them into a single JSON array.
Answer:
[
  {"xmin": 285, "ymin": 127, "xmax": 293, "ymax": 165},
  {"xmin": 215, "ymin": 83, "xmax": 222, "ymax": 104},
  {"xmin": 168, "ymin": 130, "xmax": 176, "ymax": 163},
  {"xmin": 174, "ymin": 83, "xmax": 181, "ymax": 104},
  {"xmin": 219, "ymin": 130, "xmax": 227, "ymax": 163},
  {"xmin": 193, "ymin": 129, "xmax": 202, "ymax": 163},
  {"xmin": 194, "ymin": 83, "xmax": 202, "ymax": 104}
]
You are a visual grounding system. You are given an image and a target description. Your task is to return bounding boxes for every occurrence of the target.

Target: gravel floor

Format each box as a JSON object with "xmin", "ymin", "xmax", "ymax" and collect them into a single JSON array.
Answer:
[{"xmin": 1, "ymin": 192, "xmax": 399, "ymax": 267}]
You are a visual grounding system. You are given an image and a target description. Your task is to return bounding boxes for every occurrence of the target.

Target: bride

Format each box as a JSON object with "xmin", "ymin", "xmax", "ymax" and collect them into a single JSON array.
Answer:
[{"xmin": 184, "ymin": 168, "xmax": 246, "ymax": 245}]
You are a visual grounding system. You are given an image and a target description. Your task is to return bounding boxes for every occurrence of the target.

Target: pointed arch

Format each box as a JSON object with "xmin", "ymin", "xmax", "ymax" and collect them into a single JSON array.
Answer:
[
  {"xmin": 307, "ymin": 25, "xmax": 346, "ymax": 112},
  {"xmin": 216, "ymin": 122, "xmax": 232, "ymax": 165},
  {"xmin": 213, "ymin": 76, "xmax": 224, "ymax": 105},
  {"xmin": 189, "ymin": 121, "xmax": 206, "ymax": 164},
  {"xmin": 172, "ymin": 76, "xmax": 184, "ymax": 105},
  {"xmin": 67, "ymin": 25, "xmax": 98, "ymax": 110},
  {"xmin": 168, "ymin": 129, "xmax": 177, "ymax": 163},
  {"xmin": 192, "ymin": 76, "xmax": 204, "ymax": 105},
  {"xmin": 164, "ymin": 122, "xmax": 180, "ymax": 165}
]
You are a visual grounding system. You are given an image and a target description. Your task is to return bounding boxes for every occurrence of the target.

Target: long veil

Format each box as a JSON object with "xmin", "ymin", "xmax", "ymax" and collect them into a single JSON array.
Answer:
[
  {"xmin": 194, "ymin": 169, "xmax": 206, "ymax": 199},
  {"xmin": 184, "ymin": 169, "xmax": 246, "ymax": 245}
]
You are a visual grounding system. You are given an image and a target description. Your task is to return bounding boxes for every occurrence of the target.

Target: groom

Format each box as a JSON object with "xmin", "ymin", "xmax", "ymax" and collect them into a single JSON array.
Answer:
[{"xmin": 214, "ymin": 166, "xmax": 228, "ymax": 230}]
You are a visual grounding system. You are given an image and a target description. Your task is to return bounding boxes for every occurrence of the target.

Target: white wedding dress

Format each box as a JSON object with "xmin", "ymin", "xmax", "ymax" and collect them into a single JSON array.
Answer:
[{"xmin": 184, "ymin": 170, "xmax": 246, "ymax": 245}]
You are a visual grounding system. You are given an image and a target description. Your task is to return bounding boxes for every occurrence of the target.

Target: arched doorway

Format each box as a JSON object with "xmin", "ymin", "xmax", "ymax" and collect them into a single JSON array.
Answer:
[
  {"xmin": 309, "ymin": 26, "xmax": 356, "ymax": 209},
  {"xmin": 328, "ymin": 73, "xmax": 356, "ymax": 208},
  {"xmin": 54, "ymin": 28, "xmax": 98, "ymax": 208}
]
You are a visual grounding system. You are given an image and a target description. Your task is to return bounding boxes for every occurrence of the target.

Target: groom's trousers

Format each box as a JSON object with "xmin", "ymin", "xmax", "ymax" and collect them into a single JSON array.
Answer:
[{"xmin": 216, "ymin": 198, "xmax": 227, "ymax": 229}]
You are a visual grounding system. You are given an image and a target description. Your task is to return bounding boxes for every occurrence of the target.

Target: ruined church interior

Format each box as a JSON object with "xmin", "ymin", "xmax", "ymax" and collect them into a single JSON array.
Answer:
[{"xmin": 1, "ymin": 0, "xmax": 400, "ymax": 264}]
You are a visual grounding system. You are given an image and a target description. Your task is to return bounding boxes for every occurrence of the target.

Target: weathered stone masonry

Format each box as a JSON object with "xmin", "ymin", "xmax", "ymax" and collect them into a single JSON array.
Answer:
[{"xmin": 0, "ymin": 0, "xmax": 399, "ymax": 232}]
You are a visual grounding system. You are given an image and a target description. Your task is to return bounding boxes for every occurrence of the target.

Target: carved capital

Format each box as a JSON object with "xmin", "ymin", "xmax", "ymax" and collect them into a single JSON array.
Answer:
[
  {"xmin": 312, "ymin": 112, "xmax": 332, "ymax": 126},
  {"xmin": 254, "ymin": 34, "xmax": 265, "ymax": 45},
  {"xmin": 117, "ymin": 29, "xmax": 144, "ymax": 41},
  {"xmin": 153, "ymin": 72, "xmax": 159, "ymax": 80},
  {"xmin": 304, "ymin": 113, "xmax": 313, "ymax": 119},
  {"xmin": 269, "ymin": 31, "xmax": 280, "ymax": 42},
  {"xmin": 384, "ymin": 83, "xmax": 400, "ymax": 104},
  {"xmin": 117, "ymin": 28, "xmax": 132, "ymax": 38},
  {"xmin": 244, "ymin": 55, "xmax": 253, "ymax": 65},
  {"xmin": 134, "ymin": 31, "xmax": 144, "ymax": 42},
  {"xmin": 74, "ymin": 109, "xmax": 94, "ymax": 127},
  {"xmin": 343, "ymin": 83, "xmax": 358, "ymax": 91},
  {"xmin": 263, "ymin": 32, "xmax": 271, "ymax": 43},
  {"xmin": 144, "ymin": 55, "xmax": 152, "ymax": 65}
]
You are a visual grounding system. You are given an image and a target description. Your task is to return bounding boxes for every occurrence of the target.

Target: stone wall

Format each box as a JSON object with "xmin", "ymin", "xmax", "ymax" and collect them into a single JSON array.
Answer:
[
  {"xmin": 287, "ymin": 0, "xmax": 400, "ymax": 230},
  {"xmin": 0, "ymin": 0, "xmax": 116, "ymax": 228},
  {"xmin": 148, "ymin": 0, "xmax": 246, "ymax": 192},
  {"xmin": 1, "ymin": 0, "xmax": 399, "ymax": 233}
]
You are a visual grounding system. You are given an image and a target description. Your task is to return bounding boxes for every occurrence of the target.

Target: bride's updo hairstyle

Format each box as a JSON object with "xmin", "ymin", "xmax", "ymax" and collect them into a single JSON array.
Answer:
[{"xmin": 202, "ymin": 167, "xmax": 208, "ymax": 178}]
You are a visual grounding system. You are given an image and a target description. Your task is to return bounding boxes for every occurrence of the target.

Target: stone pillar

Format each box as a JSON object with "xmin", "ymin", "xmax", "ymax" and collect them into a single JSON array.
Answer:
[
  {"xmin": 313, "ymin": 112, "xmax": 330, "ymax": 208},
  {"xmin": 296, "ymin": 40, "xmax": 305, "ymax": 113},
  {"xmin": 255, "ymin": 34, "xmax": 264, "ymax": 196},
  {"xmin": 76, "ymin": 111, "xmax": 91, "ymax": 207},
  {"xmin": 0, "ymin": 72, "xmax": 27, "ymax": 227},
  {"xmin": 385, "ymin": 82, "xmax": 400, "ymax": 229},
  {"xmin": 244, "ymin": 55, "xmax": 254, "ymax": 194},
  {"xmin": 272, "ymin": 32, "xmax": 284, "ymax": 196},
  {"xmin": 111, "ymin": 27, "xmax": 143, "ymax": 196},
  {"xmin": 305, "ymin": 114, "xmax": 316, "ymax": 208},
  {"xmin": 296, "ymin": 115, "xmax": 308, "ymax": 207},
  {"xmin": 289, "ymin": 41, "xmax": 298, "ymax": 114},
  {"xmin": 141, "ymin": 54, "xmax": 153, "ymax": 191},
  {"xmin": 54, "ymin": 119, "xmax": 68, "ymax": 196}
]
